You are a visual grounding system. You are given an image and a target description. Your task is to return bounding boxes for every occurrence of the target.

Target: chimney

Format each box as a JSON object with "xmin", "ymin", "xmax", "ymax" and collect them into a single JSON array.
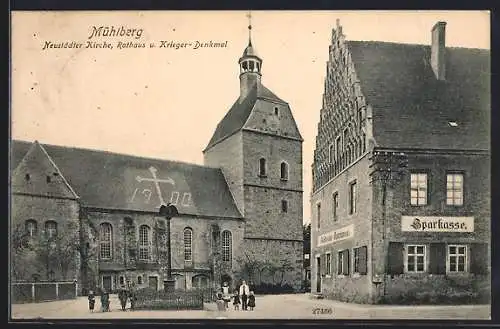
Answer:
[{"xmin": 431, "ymin": 21, "xmax": 446, "ymax": 80}]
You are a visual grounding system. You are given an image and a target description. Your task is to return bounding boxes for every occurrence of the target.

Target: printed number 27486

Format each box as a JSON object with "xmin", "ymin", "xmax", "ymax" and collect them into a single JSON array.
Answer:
[{"xmin": 312, "ymin": 308, "xmax": 333, "ymax": 315}]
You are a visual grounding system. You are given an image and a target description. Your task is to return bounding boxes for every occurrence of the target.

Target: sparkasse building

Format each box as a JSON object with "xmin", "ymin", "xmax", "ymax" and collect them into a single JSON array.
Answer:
[{"xmin": 310, "ymin": 20, "xmax": 490, "ymax": 304}]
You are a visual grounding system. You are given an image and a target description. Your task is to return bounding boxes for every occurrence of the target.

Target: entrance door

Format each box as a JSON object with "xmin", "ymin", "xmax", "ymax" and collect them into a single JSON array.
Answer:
[
  {"xmin": 149, "ymin": 276, "xmax": 158, "ymax": 291},
  {"xmin": 316, "ymin": 257, "xmax": 322, "ymax": 293},
  {"xmin": 103, "ymin": 276, "xmax": 112, "ymax": 292}
]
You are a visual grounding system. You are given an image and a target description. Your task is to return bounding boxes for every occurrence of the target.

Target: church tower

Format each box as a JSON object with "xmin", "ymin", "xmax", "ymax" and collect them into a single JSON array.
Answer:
[{"xmin": 204, "ymin": 14, "xmax": 304, "ymax": 289}]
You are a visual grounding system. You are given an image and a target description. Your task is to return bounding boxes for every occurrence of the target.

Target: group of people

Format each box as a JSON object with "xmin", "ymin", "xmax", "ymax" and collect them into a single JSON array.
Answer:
[
  {"xmin": 87, "ymin": 288, "xmax": 137, "ymax": 313},
  {"xmin": 219, "ymin": 280, "xmax": 256, "ymax": 311}
]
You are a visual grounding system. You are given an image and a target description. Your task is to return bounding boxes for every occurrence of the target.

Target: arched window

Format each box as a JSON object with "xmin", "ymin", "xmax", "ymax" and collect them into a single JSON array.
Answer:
[
  {"xmin": 259, "ymin": 158, "xmax": 267, "ymax": 177},
  {"xmin": 184, "ymin": 228, "xmax": 193, "ymax": 262},
  {"xmin": 45, "ymin": 221, "xmax": 58, "ymax": 239},
  {"xmin": 139, "ymin": 225, "xmax": 151, "ymax": 261},
  {"xmin": 280, "ymin": 162, "xmax": 289, "ymax": 181},
  {"xmin": 100, "ymin": 223, "xmax": 113, "ymax": 260},
  {"xmin": 222, "ymin": 230, "xmax": 232, "ymax": 262},
  {"xmin": 192, "ymin": 275, "xmax": 209, "ymax": 290},
  {"xmin": 25, "ymin": 219, "xmax": 37, "ymax": 237}
]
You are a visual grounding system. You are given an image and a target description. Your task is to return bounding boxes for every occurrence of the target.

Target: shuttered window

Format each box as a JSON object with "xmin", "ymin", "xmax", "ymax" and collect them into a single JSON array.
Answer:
[
  {"xmin": 387, "ymin": 242, "xmax": 404, "ymax": 275},
  {"xmin": 354, "ymin": 246, "xmax": 368, "ymax": 275},
  {"xmin": 470, "ymin": 243, "xmax": 488, "ymax": 275},
  {"xmin": 429, "ymin": 243, "xmax": 446, "ymax": 274}
]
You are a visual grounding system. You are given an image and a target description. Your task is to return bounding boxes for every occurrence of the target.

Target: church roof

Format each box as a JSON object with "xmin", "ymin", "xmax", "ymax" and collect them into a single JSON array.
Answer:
[
  {"xmin": 11, "ymin": 140, "xmax": 243, "ymax": 219},
  {"xmin": 242, "ymin": 41, "xmax": 259, "ymax": 58},
  {"xmin": 204, "ymin": 83, "xmax": 287, "ymax": 150},
  {"xmin": 347, "ymin": 41, "xmax": 490, "ymax": 150}
]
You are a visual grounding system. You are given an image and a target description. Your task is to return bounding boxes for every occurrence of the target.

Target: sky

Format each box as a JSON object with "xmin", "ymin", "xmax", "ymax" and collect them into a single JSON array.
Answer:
[{"xmin": 11, "ymin": 11, "xmax": 490, "ymax": 224}]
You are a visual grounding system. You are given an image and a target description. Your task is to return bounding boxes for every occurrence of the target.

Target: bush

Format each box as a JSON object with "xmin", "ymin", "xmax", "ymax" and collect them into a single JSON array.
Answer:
[
  {"xmin": 134, "ymin": 288, "xmax": 204, "ymax": 310},
  {"xmin": 383, "ymin": 274, "xmax": 490, "ymax": 305},
  {"xmin": 254, "ymin": 283, "xmax": 296, "ymax": 295}
]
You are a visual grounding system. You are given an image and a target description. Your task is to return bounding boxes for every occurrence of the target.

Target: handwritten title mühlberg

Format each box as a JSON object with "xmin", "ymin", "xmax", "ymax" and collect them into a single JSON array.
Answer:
[{"xmin": 41, "ymin": 25, "xmax": 229, "ymax": 50}]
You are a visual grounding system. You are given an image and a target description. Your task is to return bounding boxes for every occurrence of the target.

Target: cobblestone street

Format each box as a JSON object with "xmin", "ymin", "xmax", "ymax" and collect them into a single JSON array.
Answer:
[{"xmin": 11, "ymin": 293, "xmax": 491, "ymax": 320}]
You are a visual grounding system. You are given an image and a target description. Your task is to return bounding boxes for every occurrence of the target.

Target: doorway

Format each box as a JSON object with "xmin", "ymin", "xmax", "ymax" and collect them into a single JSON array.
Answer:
[
  {"xmin": 316, "ymin": 257, "xmax": 322, "ymax": 293},
  {"xmin": 102, "ymin": 275, "xmax": 112, "ymax": 292},
  {"xmin": 149, "ymin": 276, "xmax": 158, "ymax": 291}
]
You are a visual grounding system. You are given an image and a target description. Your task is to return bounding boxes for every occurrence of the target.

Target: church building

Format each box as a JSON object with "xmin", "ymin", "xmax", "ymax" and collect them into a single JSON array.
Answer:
[
  {"xmin": 311, "ymin": 20, "xmax": 490, "ymax": 304},
  {"xmin": 10, "ymin": 25, "xmax": 304, "ymax": 293}
]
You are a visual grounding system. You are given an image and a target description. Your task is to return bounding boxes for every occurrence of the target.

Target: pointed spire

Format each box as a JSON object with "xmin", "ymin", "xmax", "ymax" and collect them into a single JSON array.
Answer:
[{"xmin": 247, "ymin": 11, "xmax": 253, "ymax": 46}]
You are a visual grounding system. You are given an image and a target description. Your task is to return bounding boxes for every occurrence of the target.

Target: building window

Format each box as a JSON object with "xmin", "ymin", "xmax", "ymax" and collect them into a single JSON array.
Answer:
[
  {"xmin": 222, "ymin": 230, "xmax": 232, "ymax": 262},
  {"xmin": 46, "ymin": 175, "xmax": 51, "ymax": 183},
  {"xmin": 406, "ymin": 245, "xmax": 426, "ymax": 273},
  {"xmin": 317, "ymin": 203, "xmax": 321, "ymax": 229},
  {"xmin": 137, "ymin": 275, "xmax": 143, "ymax": 285},
  {"xmin": 25, "ymin": 219, "xmax": 37, "ymax": 237},
  {"xmin": 332, "ymin": 192, "xmax": 338, "ymax": 221},
  {"xmin": 25, "ymin": 173, "xmax": 30, "ymax": 181},
  {"xmin": 119, "ymin": 276, "xmax": 125, "ymax": 286},
  {"xmin": 336, "ymin": 137, "xmax": 342, "ymax": 160},
  {"xmin": 446, "ymin": 173, "xmax": 464, "ymax": 206},
  {"xmin": 100, "ymin": 223, "xmax": 113, "ymax": 260},
  {"xmin": 325, "ymin": 253, "xmax": 331, "ymax": 275},
  {"xmin": 184, "ymin": 228, "xmax": 193, "ymax": 262},
  {"xmin": 349, "ymin": 180, "xmax": 357, "ymax": 214},
  {"xmin": 343, "ymin": 129, "xmax": 349, "ymax": 151},
  {"xmin": 45, "ymin": 221, "xmax": 58, "ymax": 239},
  {"xmin": 329, "ymin": 144, "xmax": 334, "ymax": 163},
  {"xmin": 337, "ymin": 249, "xmax": 350, "ymax": 275},
  {"xmin": 280, "ymin": 162, "xmax": 289, "ymax": 181},
  {"xmin": 410, "ymin": 173, "xmax": 428, "ymax": 205},
  {"xmin": 274, "ymin": 107, "xmax": 279, "ymax": 115},
  {"xmin": 259, "ymin": 158, "xmax": 267, "ymax": 177},
  {"xmin": 139, "ymin": 225, "xmax": 151, "ymax": 261},
  {"xmin": 281, "ymin": 200, "xmax": 288, "ymax": 213},
  {"xmin": 353, "ymin": 246, "xmax": 368, "ymax": 275},
  {"xmin": 448, "ymin": 245, "xmax": 467, "ymax": 273},
  {"xmin": 354, "ymin": 247, "xmax": 360, "ymax": 273}
]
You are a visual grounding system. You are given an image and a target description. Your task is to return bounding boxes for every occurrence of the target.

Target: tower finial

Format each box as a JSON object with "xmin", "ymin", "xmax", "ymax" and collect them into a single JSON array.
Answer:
[{"xmin": 246, "ymin": 11, "xmax": 252, "ymax": 45}]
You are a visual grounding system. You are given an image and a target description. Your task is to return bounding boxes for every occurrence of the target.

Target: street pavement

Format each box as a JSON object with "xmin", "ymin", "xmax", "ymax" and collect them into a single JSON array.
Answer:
[{"xmin": 10, "ymin": 293, "xmax": 491, "ymax": 320}]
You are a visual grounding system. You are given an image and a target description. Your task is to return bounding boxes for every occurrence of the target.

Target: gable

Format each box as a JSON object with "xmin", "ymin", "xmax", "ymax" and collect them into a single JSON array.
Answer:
[
  {"xmin": 11, "ymin": 141, "xmax": 78, "ymax": 199},
  {"xmin": 243, "ymin": 99, "xmax": 303, "ymax": 140}
]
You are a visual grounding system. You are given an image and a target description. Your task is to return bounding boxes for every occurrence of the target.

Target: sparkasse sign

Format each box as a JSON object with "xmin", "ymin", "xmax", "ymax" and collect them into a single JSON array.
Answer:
[{"xmin": 401, "ymin": 216, "xmax": 474, "ymax": 233}]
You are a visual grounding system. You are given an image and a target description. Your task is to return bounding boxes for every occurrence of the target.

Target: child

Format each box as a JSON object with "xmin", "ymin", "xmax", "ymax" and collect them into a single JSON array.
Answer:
[
  {"xmin": 248, "ymin": 291, "xmax": 255, "ymax": 311},
  {"xmin": 232, "ymin": 290, "xmax": 240, "ymax": 311},
  {"xmin": 88, "ymin": 290, "xmax": 95, "ymax": 313}
]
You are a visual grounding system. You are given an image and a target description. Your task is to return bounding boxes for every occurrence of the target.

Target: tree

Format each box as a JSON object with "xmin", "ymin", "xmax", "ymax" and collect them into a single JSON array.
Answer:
[{"xmin": 11, "ymin": 221, "xmax": 80, "ymax": 281}]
